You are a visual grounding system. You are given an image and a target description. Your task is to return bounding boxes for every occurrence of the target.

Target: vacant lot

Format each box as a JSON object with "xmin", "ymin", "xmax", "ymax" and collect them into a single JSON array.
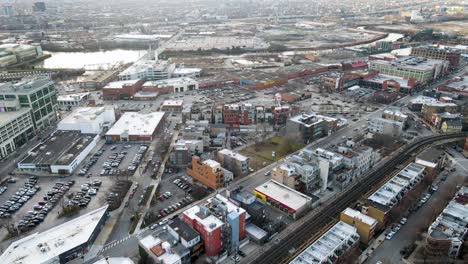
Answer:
[{"xmin": 240, "ymin": 136, "xmax": 303, "ymax": 170}]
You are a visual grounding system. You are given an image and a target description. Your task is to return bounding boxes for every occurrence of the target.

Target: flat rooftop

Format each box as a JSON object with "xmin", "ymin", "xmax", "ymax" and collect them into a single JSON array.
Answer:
[
  {"xmin": 366, "ymin": 74, "xmax": 411, "ymax": 89},
  {"xmin": 342, "ymin": 208, "xmax": 377, "ymax": 227},
  {"xmin": 103, "ymin": 80, "xmax": 140, "ymax": 89},
  {"xmin": 183, "ymin": 205, "xmax": 224, "ymax": 232},
  {"xmin": 0, "ymin": 206, "xmax": 108, "ymax": 264},
  {"xmin": 254, "ymin": 180, "xmax": 312, "ymax": 212},
  {"xmin": 59, "ymin": 106, "xmax": 114, "ymax": 126},
  {"xmin": 162, "ymin": 100, "xmax": 184, "ymax": 107},
  {"xmin": 106, "ymin": 111, "xmax": 165, "ymax": 137},
  {"xmin": 290, "ymin": 221, "xmax": 359, "ymax": 264},
  {"xmin": 0, "ymin": 77, "xmax": 52, "ymax": 94},
  {"xmin": 368, "ymin": 163, "xmax": 425, "ymax": 209},
  {"xmin": 289, "ymin": 113, "xmax": 337, "ymax": 127},
  {"xmin": 169, "ymin": 218, "xmax": 199, "ymax": 242},
  {"xmin": 120, "ymin": 60, "xmax": 174, "ymax": 76},
  {"xmin": 81, "ymin": 69, "xmax": 118, "ymax": 83},
  {"xmin": 218, "ymin": 148, "xmax": 248, "ymax": 162},
  {"xmin": 370, "ymin": 56, "xmax": 447, "ymax": 71},
  {"xmin": 57, "ymin": 92, "xmax": 90, "ymax": 102},
  {"xmin": 143, "ymin": 77, "xmax": 197, "ymax": 87},
  {"xmin": 20, "ymin": 130, "xmax": 97, "ymax": 165}
]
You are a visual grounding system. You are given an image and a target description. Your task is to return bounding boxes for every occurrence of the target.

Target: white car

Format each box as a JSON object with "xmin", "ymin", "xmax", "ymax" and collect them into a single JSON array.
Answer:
[
  {"xmin": 386, "ymin": 231, "xmax": 396, "ymax": 240},
  {"xmin": 400, "ymin": 218, "xmax": 408, "ymax": 225},
  {"xmin": 150, "ymin": 224, "xmax": 158, "ymax": 230}
]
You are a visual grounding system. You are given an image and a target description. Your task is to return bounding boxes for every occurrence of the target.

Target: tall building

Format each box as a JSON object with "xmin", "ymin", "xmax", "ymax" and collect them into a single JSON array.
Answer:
[
  {"xmin": 217, "ymin": 149, "xmax": 249, "ymax": 177},
  {"xmin": 0, "ymin": 77, "xmax": 58, "ymax": 131},
  {"xmin": 187, "ymin": 156, "xmax": 224, "ymax": 189},
  {"xmin": 411, "ymin": 45, "xmax": 461, "ymax": 68},
  {"xmin": 286, "ymin": 113, "xmax": 337, "ymax": 144},
  {"xmin": 0, "ymin": 108, "xmax": 34, "ymax": 159}
]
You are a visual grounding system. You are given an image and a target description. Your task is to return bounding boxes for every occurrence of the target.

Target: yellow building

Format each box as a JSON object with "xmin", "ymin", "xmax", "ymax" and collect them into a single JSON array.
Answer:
[
  {"xmin": 340, "ymin": 208, "xmax": 378, "ymax": 244},
  {"xmin": 441, "ymin": 120, "xmax": 462, "ymax": 134}
]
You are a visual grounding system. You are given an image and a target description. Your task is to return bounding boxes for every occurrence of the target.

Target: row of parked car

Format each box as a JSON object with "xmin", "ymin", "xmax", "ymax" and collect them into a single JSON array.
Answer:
[
  {"xmin": 0, "ymin": 186, "xmax": 7, "ymax": 195},
  {"xmin": 17, "ymin": 180, "xmax": 74, "ymax": 232},
  {"xmin": 173, "ymin": 177, "xmax": 192, "ymax": 193},
  {"xmin": 128, "ymin": 145, "xmax": 148, "ymax": 171},
  {"xmin": 100, "ymin": 150, "xmax": 128, "ymax": 176},
  {"xmin": 0, "ymin": 177, "xmax": 39, "ymax": 219},
  {"xmin": 79, "ymin": 149, "xmax": 105, "ymax": 176},
  {"xmin": 66, "ymin": 180, "xmax": 101, "ymax": 208},
  {"xmin": 157, "ymin": 196, "xmax": 194, "ymax": 219}
]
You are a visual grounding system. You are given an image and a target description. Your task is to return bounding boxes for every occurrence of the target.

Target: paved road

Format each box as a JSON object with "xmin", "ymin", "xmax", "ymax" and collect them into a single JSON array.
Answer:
[{"xmin": 365, "ymin": 150, "xmax": 468, "ymax": 264}]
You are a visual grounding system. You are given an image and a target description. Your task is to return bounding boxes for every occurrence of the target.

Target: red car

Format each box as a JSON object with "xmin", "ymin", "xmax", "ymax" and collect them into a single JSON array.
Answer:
[{"xmin": 159, "ymin": 195, "xmax": 165, "ymax": 201}]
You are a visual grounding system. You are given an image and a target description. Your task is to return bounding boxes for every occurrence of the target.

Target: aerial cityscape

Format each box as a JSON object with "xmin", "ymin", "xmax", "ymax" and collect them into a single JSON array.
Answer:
[{"xmin": 0, "ymin": 0, "xmax": 467, "ymax": 264}]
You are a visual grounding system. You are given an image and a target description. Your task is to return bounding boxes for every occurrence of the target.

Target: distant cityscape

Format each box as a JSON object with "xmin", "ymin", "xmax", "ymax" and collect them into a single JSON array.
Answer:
[{"xmin": 0, "ymin": 1, "xmax": 467, "ymax": 264}]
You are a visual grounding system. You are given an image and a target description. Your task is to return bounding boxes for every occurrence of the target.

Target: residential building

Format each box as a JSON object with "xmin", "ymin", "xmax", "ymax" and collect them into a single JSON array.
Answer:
[
  {"xmin": 18, "ymin": 131, "xmax": 100, "ymax": 174},
  {"xmin": 368, "ymin": 117, "xmax": 404, "ymax": 136},
  {"xmin": 382, "ymin": 110, "xmax": 408, "ymax": 123},
  {"xmin": 415, "ymin": 147, "xmax": 445, "ymax": 179},
  {"xmin": 223, "ymin": 104, "xmax": 241, "ymax": 129},
  {"xmin": 169, "ymin": 144, "xmax": 191, "ymax": 168},
  {"xmin": 411, "ymin": 45, "xmax": 461, "ymax": 68},
  {"xmin": 174, "ymin": 139, "xmax": 203, "ymax": 155},
  {"xmin": 217, "ymin": 149, "xmax": 249, "ymax": 177},
  {"xmin": 441, "ymin": 120, "xmax": 462, "ymax": 133},
  {"xmin": 253, "ymin": 180, "xmax": 316, "ymax": 219},
  {"xmin": 105, "ymin": 112, "xmax": 165, "ymax": 142},
  {"xmin": 102, "ymin": 79, "xmax": 144, "ymax": 100},
  {"xmin": 0, "ymin": 206, "xmax": 108, "ymax": 264},
  {"xmin": 365, "ymin": 163, "xmax": 426, "ymax": 226},
  {"xmin": 271, "ymin": 163, "xmax": 299, "ymax": 189},
  {"xmin": 290, "ymin": 221, "xmax": 360, "ymax": 264},
  {"xmin": 0, "ymin": 108, "xmax": 34, "ymax": 160},
  {"xmin": 182, "ymin": 194, "xmax": 246, "ymax": 256},
  {"xmin": 168, "ymin": 218, "xmax": 204, "ymax": 260},
  {"xmin": 241, "ymin": 103, "xmax": 255, "ymax": 125},
  {"xmin": 57, "ymin": 92, "xmax": 90, "ymax": 111},
  {"xmin": 286, "ymin": 113, "xmax": 338, "ymax": 144},
  {"xmin": 340, "ymin": 208, "xmax": 378, "ymax": 244},
  {"xmin": 161, "ymin": 100, "xmax": 184, "ymax": 112},
  {"xmin": 425, "ymin": 187, "xmax": 468, "ymax": 258},
  {"xmin": 187, "ymin": 156, "xmax": 224, "ymax": 190},
  {"xmin": 118, "ymin": 60, "xmax": 176, "ymax": 81},
  {"xmin": 57, "ymin": 106, "xmax": 115, "ymax": 134},
  {"xmin": 139, "ymin": 231, "xmax": 191, "ymax": 264},
  {"xmin": 368, "ymin": 56, "xmax": 449, "ymax": 84},
  {"xmin": 0, "ymin": 77, "xmax": 57, "ymax": 131}
]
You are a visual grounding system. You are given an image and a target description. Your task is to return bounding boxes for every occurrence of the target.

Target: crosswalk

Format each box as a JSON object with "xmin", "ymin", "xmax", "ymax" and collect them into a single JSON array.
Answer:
[{"xmin": 99, "ymin": 235, "xmax": 133, "ymax": 253}]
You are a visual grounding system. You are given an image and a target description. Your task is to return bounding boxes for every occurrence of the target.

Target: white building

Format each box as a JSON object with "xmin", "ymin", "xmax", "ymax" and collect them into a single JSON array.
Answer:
[
  {"xmin": 290, "ymin": 221, "xmax": 360, "ymax": 264},
  {"xmin": 57, "ymin": 106, "xmax": 116, "ymax": 134},
  {"xmin": 57, "ymin": 92, "xmax": 90, "ymax": 111},
  {"xmin": 105, "ymin": 111, "xmax": 165, "ymax": 142},
  {"xmin": 174, "ymin": 139, "xmax": 204, "ymax": 154},
  {"xmin": 144, "ymin": 77, "xmax": 199, "ymax": 93},
  {"xmin": 368, "ymin": 117, "xmax": 404, "ymax": 137},
  {"xmin": 118, "ymin": 60, "xmax": 176, "ymax": 81},
  {"xmin": 172, "ymin": 68, "xmax": 202, "ymax": 78},
  {"xmin": 0, "ymin": 205, "xmax": 108, "ymax": 264},
  {"xmin": 0, "ymin": 108, "xmax": 34, "ymax": 160}
]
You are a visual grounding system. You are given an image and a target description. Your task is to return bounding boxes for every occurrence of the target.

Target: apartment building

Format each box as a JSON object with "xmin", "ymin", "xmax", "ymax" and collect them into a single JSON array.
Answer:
[
  {"xmin": 368, "ymin": 117, "xmax": 404, "ymax": 137},
  {"xmin": 217, "ymin": 148, "xmax": 249, "ymax": 177},
  {"xmin": 187, "ymin": 156, "xmax": 224, "ymax": 190},
  {"xmin": 286, "ymin": 113, "xmax": 338, "ymax": 144},
  {"xmin": 340, "ymin": 207, "xmax": 378, "ymax": 244},
  {"xmin": 0, "ymin": 77, "xmax": 57, "ymax": 131}
]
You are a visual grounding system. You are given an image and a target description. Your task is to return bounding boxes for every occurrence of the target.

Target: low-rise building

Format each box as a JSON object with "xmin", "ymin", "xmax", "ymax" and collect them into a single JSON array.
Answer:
[
  {"xmin": 78, "ymin": 69, "xmax": 119, "ymax": 90},
  {"xmin": 118, "ymin": 59, "xmax": 176, "ymax": 81},
  {"xmin": 105, "ymin": 111, "xmax": 165, "ymax": 142},
  {"xmin": 425, "ymin": 186, "xmax": 468, "ymax": 258},
  {"xmin": 411, "ymin": 45, "xmax": 461, "ymax": 68},
  {"xmin": 187, "ymin": 156, "xmax": 224, "ymax": 190},
  {"xmin": 340, "ymin": 207, "xmax": 378, "ymax": 244},
  {"xmin": 17, "ymin": 130, "xmax": 100, "ymax": 174},
  {"xmin": 253, "ymin": 180, "xmax": 316, "ymax": 219},
  {"xmin": 139, "ymin": 231, "xmax": 191, "ymax": 264},
  {"xmin": 57, "ymin": 106, "xmax": 115, "ymax": 134},
  {"xmin": 290, "ymin": 221, "xmax": 360, "ymax": 264},
  {"xmin": 102, "ymin": 79, "xmax": 144, "ymax": 100},
  {"xmin": 368, "ymin": 117, "xmax": 404, "ymax": 136},
  {"xmin": 142, "ymin": 77, "xmax": 198, "ymax": 93},
  {"xmin": 0, "ymin": 205, "xmax": 108, "ymax": 264},
  {"xmin": 57, "ymin": 92, "xmax": 90, "ymax": 111},
  {"xmin": 216, "ymin": 149, "xmax": 249, "ymax": 178},
  {"xmin": 286, "ymin": 113, "xmax": 338, "ymax": 144},
  {"xmin": 441, "ymin": 120, "xmax": 462, "ymax": 133},
  {"xmin": 172, "ymin": 68, "xmax": 202, "ymax": 78},
  {"xmin": 161, "ymin": 100, "xmax": 184, "ymax": 112}
]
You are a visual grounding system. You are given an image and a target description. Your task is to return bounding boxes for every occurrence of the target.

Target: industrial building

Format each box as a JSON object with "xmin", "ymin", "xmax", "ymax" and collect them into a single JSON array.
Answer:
[
  {"xmin": 411, "ymin": 45, "xmax": 461, "ymax": 68},
  {"xmin": 173, "ymin": 67, "xmax": 202, "ymax": 78},
  {"xmin": 290, "ymin": 221, "xmax": 360, "ymax": 264},
  {"xmin": 0, "ymin": 108, "xmax": 35, "ymax": 160},
  {"xmin": 365, "ymin": 163, "xmax": 426, "ymax": 226},
  {"xmin": 143, "ymin": 77, "xmax": 198, "ymax": 93},
  {"xmin": 253, "ymin": 180, "xmax": 315, "ymax": 219},
  {"xmin": 286, "ymin": 113, "xmax": 338, "ymax": 144},
  {"xmin": 368, "ymin": 56, "xmax": 449, "ymax": 84},
  {"xmin": 78, "ymin": 69, "xmax": 119, "ymax": 90},
  {"xmin": 187, "ymin": 156, "xmax": 224, "ymax": 190},
  {"xmin": 181, "ymin": 194, "xmax": 246, "ymax": 256},
  {"xmin": 216, "ymin": 148, "xmax": 249, "ymax": 178},
  {"xmin": 425, "ymin": 187, "xmax": 468, "ymax": 258},
  {"xmin": 160, "ymin": 100, "xmax": 184, "ymax": 112},
  {"xmin": 105, "ymin": 111, "xmax": 165, "ymax": 142},
  {"xmin": 102, "ymin": 79, "xmax": 144, "ymax": 100},
  {"xmin": 0, "ymin": 43, "xmax": 43, "ymax": 67},
  {"xmin": 340, "ymin": 207, "xmax": 378, "ymax": 244},
  {"xmin": 57, "ymin": 106, "xmax": 116, "ymax": 134},
  {"xmin": 0, "ymin": 76, "xmax": 58, "ymax": 131},
  {"xmin": 17, "ymin": 130, "xmax": 100, "ymax": 174},
  {"xmin": 0, "ymin": 205, "xmax": 109, "ymax": 264}
]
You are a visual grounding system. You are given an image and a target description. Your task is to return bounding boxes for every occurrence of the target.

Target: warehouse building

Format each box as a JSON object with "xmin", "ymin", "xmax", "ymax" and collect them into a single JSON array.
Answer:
[
  {"xmin": 411, "ymin": 45, "xmax": 461, "ymax": 68},
  {"xmin": 57, "ymin": 106, "xmax": 116, "ymax": 134},
  {"xmin": 118, "ymin": 60, "xmax": 175, "ymax": 81},
  {"xmin": 17, "ymin": 130, "xmax": 100, "ymax": 174},
  {"xmin": 0, "ymin": 205, "xmax": 109, "ymax": 264},
  {"xmin": 253, "ymin": 180, "xmax": 316, "ymax": 219},
  {"xmin": 78, "ymin": 69, "xmax": 119, "ymax": 90},
  {"xmin": 105, "ymin": 111, "xmax": 165, "ymax": 142},
  {"xmin": 102, "ymin": 79, "xmax": 144, "ymax": 100},
  {"xmin": 290, "ymin": 221, "xmax": 360, "ymax": 264}
]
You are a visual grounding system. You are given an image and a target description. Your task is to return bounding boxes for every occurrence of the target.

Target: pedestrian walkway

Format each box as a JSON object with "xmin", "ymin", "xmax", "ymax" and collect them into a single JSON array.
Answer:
[{"xmin": 98, "ymin": 234, "xmax": 133, "ymax": 254}]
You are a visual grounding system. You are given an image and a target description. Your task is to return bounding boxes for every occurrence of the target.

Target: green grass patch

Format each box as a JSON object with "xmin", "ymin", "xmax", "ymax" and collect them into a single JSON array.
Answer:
[{"xmin": 129, "ymin": 213, "xmax": 142, "ymax": 234}]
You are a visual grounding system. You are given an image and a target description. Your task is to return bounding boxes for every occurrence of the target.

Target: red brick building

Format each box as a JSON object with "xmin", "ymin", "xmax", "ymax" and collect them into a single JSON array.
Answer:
[{"xmin": 102, "ymin": 79, "xmax": 144, "ymax": 100}]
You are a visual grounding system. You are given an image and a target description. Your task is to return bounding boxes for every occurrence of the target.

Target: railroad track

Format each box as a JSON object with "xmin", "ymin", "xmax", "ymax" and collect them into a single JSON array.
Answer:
[{"xmin": 251, "ymin": 133, "xmax": 467, "ymax": 264}]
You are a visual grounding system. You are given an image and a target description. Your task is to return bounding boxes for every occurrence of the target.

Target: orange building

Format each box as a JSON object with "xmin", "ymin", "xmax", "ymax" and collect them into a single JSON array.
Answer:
[{"xmin": 187, "ymin": 156, "xmax": 224, "ymax": 190}]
